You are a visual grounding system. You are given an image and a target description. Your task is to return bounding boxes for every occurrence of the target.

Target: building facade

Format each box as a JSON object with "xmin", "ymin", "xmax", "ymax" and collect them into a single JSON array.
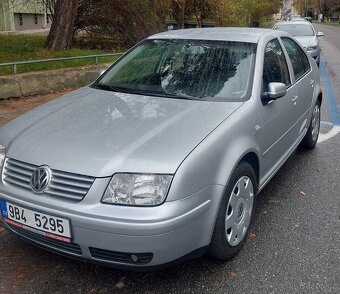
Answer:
[{"xmin": 0, "ymin": 0, "xmax": 51, "ymax": 32}]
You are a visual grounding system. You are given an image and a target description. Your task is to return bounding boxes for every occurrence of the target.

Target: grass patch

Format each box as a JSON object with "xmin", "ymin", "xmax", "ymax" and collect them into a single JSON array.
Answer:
[{"xmin": 0, "ymin": 35, "xmax": 123, "ymax": 75}]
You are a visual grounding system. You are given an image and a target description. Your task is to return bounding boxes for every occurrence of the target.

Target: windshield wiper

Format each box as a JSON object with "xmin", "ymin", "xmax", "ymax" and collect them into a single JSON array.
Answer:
[
  {"xmin": 160, "ymin": 92, "xmax": 202, "ymax": 101},
  {"xmin": 93, "ymin": 84, "xmax": 202, "ymax": 100},
  {"xmin": 92, "ymin": 83, "xmax": 111, "ymax": 91},
  {"xmin": 93, "ymin": 83, "xmax": 131, "ymax": 93}
]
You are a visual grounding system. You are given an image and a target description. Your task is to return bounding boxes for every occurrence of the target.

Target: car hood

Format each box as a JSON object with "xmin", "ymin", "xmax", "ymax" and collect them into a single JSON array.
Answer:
[
  {"xmin": 0, "ymin": 87, "xmax": 242, "ymax": 177},
  {"xmin": 293, "ymin": 36, "xmax": 318, "ymax": 48}
]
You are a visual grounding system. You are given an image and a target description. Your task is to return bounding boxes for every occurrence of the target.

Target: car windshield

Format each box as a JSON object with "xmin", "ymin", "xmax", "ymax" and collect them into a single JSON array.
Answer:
[
  {"xmin": 96, "ymin": 39, "xmax": 256, "ymax": 101},
  {"xmin": 275, "ymin": 24, "xmax": 315, "ymax": 36}
]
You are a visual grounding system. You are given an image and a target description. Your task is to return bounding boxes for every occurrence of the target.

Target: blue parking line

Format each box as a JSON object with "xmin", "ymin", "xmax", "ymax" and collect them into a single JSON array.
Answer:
[{"xmin": 320, "ymin": 55, "xmax": 340, "ymax": 126}]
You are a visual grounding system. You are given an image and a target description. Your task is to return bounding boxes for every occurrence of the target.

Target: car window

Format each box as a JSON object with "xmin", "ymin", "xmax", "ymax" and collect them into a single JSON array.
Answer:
[
  {"xmin": 274, "ymin": 24, "xmax": 315, "ymax": 36},
  {"xmin": 281, "ymin": 37, "xmax": 311, "ymax": 80},
  {"xmin": 262, "ymin": 39, "xmax": 291, "ymax": 93},
  {"xmin": 97, "ymin": 39, "xmax": 257, "ymax": 101}
]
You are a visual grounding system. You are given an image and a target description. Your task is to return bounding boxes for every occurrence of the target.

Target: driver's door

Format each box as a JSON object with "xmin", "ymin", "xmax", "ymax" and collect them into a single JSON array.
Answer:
[{"xmin": 259, "ymin": 39, "xmax": 299, "ymax": 181}]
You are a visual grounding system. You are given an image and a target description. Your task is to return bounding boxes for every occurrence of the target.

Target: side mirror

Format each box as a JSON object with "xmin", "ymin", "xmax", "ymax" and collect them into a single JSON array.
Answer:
[
  {"xmin": 316, "ymin": 32, "xmax": 324, "ymax": 37},
  {"xmin": 263, "ymin": 82, "xmax": 287, "ymax": 103}
]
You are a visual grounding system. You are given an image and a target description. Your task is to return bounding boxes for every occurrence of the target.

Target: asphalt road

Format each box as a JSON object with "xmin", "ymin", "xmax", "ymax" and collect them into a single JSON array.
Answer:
[{"xmin": 1, "ymin": 24, "xmax": 340, "ymax": 294}]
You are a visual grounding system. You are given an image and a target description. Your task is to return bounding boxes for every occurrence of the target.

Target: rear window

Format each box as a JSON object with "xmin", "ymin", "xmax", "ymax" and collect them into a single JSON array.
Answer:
[{"xmin": 274, "ymin": 24, "xmax": 315, "ymax": 36}]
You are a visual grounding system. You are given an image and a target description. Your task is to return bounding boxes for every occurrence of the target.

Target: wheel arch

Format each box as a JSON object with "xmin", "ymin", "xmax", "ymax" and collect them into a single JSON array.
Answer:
[
  {"xmin": 238, "ymin": 152, "xmax": 260, "ymax": 188},
  {"xmin": 317, "ymin": 92, "xmax": 322, "ymax": 105}
]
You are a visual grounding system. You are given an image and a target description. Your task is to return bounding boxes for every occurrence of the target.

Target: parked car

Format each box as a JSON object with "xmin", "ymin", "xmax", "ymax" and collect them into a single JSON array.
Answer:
[
  {"xmin": 273, "ymin": 21, "xmax": 324, "ymax": 66},
  {"xmin": 0, "ymin": 28, "xmax": 322, "ymax": 270},
  {"xmin": 288, "ymin": 14, "xmax": 303, "ymax": 21}
]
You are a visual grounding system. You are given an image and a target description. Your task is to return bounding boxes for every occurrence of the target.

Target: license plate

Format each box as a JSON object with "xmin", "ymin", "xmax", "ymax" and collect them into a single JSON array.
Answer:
[{"xmin": 0, "ymin": 200, "xmax": 71, "ymax": 243}]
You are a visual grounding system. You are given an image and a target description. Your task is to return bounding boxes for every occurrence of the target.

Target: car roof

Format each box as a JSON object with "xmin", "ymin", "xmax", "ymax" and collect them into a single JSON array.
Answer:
[
  {"xmin": 148, "ymin": 27, "xmax": 279, "ymax": 43},
  {"xmin": 275, "ymin": 21, "xmax": 312, "ymax": 26}
]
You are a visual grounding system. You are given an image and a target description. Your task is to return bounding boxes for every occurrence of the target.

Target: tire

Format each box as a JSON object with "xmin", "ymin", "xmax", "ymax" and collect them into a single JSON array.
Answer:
[
  {"xmin": 300, "ymin": 100, "xmax": 321, "ymax": 149},
  {"xmin": 208, "ymin": 161, "xmax": 257, "ymax": 260}
]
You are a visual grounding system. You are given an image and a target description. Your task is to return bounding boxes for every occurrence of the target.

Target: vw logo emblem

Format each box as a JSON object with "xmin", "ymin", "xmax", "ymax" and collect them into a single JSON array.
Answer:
[{"xmin": 30, "ymin": 166, "xmax": 52, "ymax": 193}]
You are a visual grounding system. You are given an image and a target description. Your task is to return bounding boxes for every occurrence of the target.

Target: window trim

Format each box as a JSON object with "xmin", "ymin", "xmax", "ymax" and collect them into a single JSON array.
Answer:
[
  {"xmin": 281, "ymin": 37, "xmax": 311, "ymax": 83},
  {"xmin": 262, "ymin": 38, "xmax": 292, "ymax": 92}
]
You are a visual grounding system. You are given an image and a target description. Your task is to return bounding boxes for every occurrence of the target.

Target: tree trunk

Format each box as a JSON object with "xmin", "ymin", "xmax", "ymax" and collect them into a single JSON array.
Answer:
[{"xmin": 45, "ymin": 0, "xmax": 79, "ymax": 50}]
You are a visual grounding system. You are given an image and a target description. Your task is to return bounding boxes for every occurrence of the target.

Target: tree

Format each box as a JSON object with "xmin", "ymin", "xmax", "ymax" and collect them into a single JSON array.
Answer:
[
  {"xmin": 44, "ymin": 0, "xmax": 282, "ymax": 51},
  {"xmin": 45, "ymin": 0, "xmax": 79, "ymax": 50},
  {"xmin": 209, "ymin": 0, "xmax": 281, "ymax": 27}
]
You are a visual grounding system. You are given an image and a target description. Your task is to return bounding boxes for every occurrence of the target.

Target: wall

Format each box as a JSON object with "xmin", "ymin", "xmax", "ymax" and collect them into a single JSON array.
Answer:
[
  {"xmin": 0, "ymin": 64, "xmax": 109, "ymax": 100},
  {"xmin": 14, "ymin": 13, "xmax": 49, "ymax": 30},
  {"xmin": 0, "ymin": 0, "xmax": 47, "ymax": 31},
  {"xmin": 10, "ymin": 0, "xmax": 45, "ymax": 14}
]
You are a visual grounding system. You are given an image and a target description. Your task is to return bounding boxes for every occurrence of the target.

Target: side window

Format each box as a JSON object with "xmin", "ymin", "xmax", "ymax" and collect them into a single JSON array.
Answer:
[
  {"xmin": 263, "ymin": 39, "xmax": 291, "ymax": 93},
  {"xmin": 281, "ymin": 37, "xmax": 311, "ymax": 81}
]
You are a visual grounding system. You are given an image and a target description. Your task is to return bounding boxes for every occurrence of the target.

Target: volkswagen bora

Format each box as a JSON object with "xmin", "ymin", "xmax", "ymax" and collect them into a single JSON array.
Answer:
[{"xmin": 0, "ymin": 28, "xmax": 322, "ymax": 270}]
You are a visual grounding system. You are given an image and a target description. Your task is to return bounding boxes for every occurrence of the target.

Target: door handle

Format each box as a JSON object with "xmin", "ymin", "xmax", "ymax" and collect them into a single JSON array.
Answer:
[
  {"xmin": 292, "ymin": 95, "xmax": 298, "ymax": 105},
  {"xmin": 310, "ymin": 79, "xmax": 314, "ymax": 85}
]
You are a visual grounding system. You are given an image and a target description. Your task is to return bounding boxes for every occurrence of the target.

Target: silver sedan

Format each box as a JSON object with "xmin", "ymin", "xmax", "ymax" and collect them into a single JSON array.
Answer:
[
  {"xmin": 273, "ymin": 21, "xmax": 324, "ymax": 66},
  {"xmin": 0, "ymin": 28, "xmax": 322, "ymax": 270}
]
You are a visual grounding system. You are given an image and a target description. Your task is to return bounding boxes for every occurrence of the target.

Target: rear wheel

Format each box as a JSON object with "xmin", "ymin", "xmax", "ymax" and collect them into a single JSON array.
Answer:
[
  {"xmin": 208, "ymin": 162, "xmax": 257, "ymax": 260},
  {"xmin": 300, "ymin": 100, "xmax": 321, "ymax": 149}
]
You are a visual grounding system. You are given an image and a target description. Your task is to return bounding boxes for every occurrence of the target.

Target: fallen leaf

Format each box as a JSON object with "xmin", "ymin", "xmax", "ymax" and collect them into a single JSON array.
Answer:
[
  {"xmin": 294, "ymin": 224, "xmax": 300, "ymax": 228},
  {"xmin": 300, "ymin": 191, "xmax": 306, "ymax": 196},
  {"xmin": 263, "ymin": 210, "xmax": 268, "ymax": 214},
  {"xmin": 0, "ymin": 227, "xmax": 4, "ymax": 233},
  {"xmin": 249, "ymin": 231, "xmax": 257, "ymax": 238},
  {"xmin": 229, "ymin": 271, "xmax": 237, "ymax": 279}
]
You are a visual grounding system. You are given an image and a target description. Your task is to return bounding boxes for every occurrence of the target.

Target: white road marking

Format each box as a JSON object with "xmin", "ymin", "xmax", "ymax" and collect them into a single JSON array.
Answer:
[
  {"xmin": 318, "ymin": 126, "xmax": 340, "ymax": 143},
  {"xmin": 321, "ymin": 120, "xmax": 334, "ymax": 126}
]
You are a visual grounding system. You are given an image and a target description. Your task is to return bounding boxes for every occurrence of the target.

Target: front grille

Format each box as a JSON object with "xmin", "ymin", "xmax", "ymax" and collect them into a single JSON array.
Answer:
[
  {"xmin": 89, "ymin": 247, "xmax": 153, "ymax": 265},
  {"xmin": 3, "ymin": 158, "xmax": 95, "ymax": 202},
  {"xmin": 7, "ymin": 223, "xmax": 82, "ymax": 256}
]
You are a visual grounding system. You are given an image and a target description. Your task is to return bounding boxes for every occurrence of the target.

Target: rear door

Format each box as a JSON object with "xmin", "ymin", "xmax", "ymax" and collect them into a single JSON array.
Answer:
[{"xmin": 281, "ymin": 37, "xmax": 314, "ymax": 132}]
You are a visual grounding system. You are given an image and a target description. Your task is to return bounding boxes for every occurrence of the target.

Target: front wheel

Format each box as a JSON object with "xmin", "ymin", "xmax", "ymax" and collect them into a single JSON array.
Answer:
[
  {"xmin": 208, "ymin": 162, "xmax": 257, "ymax": 260},
  {"xmin": 300, "ymin": 100, "xmax": 321, "ymax": 149}
]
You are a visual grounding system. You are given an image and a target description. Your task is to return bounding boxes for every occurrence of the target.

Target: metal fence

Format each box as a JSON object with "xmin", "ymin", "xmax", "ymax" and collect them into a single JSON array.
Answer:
[{"xmin": 0, "ymin": 53, "xmax": 123, "ymax": 75}]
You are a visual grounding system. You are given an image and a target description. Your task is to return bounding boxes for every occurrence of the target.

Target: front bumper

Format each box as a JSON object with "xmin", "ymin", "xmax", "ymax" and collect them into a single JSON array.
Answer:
[{"xmin": 0, "ymin": 182, "xmax": 224, "ymax": 270}]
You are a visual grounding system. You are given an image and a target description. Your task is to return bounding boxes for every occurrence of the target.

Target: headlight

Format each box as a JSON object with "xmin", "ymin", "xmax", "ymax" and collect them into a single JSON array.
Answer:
[
  {"xmin": 102, "ymin": 173, "xmax": 173, "ymax": 206},
  {"xmin": 307, "ymin": 44, "xmax": 318, "ymax": 51},
  {"xmin": 0, "ymin": 145, "xmax": 5, "ymax": 170}
]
